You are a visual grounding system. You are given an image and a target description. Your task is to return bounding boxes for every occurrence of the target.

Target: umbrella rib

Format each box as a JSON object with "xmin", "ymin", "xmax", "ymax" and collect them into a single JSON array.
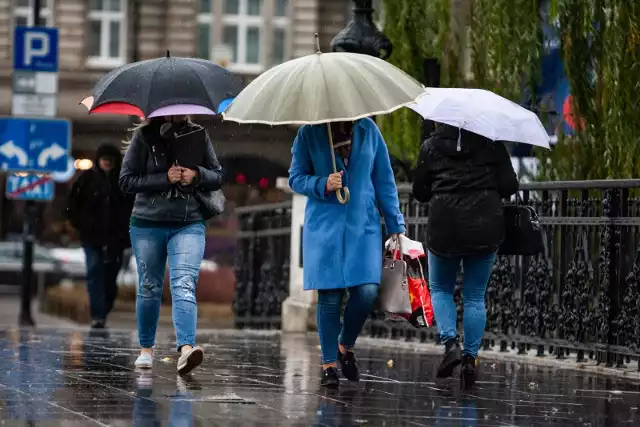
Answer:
[
  {"xmin": 269, "ymin": 58, "xmax": 311, "ymax": 123},
  {"xmin": 186, "ymin": 63, "xmax": 221, "ymax": 113},
  {"xmin": 341, "ymin": 56, "xmax": 388, "ymax": 115},
  {"xmin": 144, "ymin": 60, "xmax": 167, "ymax": 116}
]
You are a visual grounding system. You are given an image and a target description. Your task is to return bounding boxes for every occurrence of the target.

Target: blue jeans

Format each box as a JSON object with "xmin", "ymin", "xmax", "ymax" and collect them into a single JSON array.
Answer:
[
  {"xmin": 83, "ymin": 246, "xmax": 124, "ymax": 321},
  {"xmin": 130, "ymin": 223, "xmax": 205, "ymax": 351},
  {"xmin": 317, "ymin": 284, "xmax": 378, "ymax": 364},
  {"xmin": 428, "ymin": 251, "xmax": 497, "ymax": 358}
]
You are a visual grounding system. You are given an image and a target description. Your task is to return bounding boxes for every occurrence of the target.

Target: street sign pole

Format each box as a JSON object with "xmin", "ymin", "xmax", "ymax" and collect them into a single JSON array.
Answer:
[{"xmin": 19, "ymin": 0, "xmax": 43, "ymax": 327}]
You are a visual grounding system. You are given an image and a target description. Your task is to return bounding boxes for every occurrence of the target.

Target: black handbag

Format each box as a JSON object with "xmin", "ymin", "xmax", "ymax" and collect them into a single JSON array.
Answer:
[
  {"xmin": 498, "ymin": 195, "xmax": 545, "ymax": 256},
  {"xmin": 194, "ymin": 189, "xmax": 225, "ymax": 220}
]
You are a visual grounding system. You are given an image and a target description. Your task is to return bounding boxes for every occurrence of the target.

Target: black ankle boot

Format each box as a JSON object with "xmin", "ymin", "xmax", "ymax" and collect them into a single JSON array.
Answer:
[
  {"xmin": 436, "ymin": 337, "xmax": 462, "ymax": 379},
  {"xmin": 321, "ymin": 367, "xmax": 340, "ymax": 388},
  {"xmin": 338, "ymin": 350, "xmax": 359, "ymax": 381},
  {"xmin": 460, "ymin": 354, "xmax": 477, "ymax": 389}
]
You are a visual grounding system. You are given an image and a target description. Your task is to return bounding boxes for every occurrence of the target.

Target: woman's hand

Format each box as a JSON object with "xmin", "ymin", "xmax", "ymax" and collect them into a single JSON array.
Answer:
[
  {"xmin": 326, "ymin": 171, "xmax": 343, "ymax": 192},
  {"xmin": 167, "ymin": 165, "xmax": 182, "ymax": 184},
  {"xmin": 181, "ymin": 168, "xmax": 198, "ymax": 185}
]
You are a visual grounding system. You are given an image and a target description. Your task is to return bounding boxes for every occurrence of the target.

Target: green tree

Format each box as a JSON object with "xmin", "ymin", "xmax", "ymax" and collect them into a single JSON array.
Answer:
[
  {"xmin": 377, "ymin": 0, "xmax": 455, "ymax": 164},
  {"xmin": 538, "ymin": 0, "xmax": 640, "ymax": 180},
  {"xmin": 380, "ymin": 0, "xmax": 640, "ymax": 180}
]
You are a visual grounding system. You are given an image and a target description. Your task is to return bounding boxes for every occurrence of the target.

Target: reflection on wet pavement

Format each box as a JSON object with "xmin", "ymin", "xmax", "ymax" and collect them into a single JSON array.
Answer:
[{"xmin": 0, "ymin": 328, "xmax": 638, "ymax": 426}]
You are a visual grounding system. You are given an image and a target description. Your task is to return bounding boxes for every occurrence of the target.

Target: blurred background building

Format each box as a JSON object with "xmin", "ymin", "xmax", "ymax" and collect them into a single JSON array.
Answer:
[{"xmin": 0, "ymin": 0, "xmax": 355, "ymax": 245}]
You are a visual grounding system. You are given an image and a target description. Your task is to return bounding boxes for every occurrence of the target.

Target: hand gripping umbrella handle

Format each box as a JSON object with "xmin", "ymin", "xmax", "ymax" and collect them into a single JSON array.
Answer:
[{"xmin": 326, "ymin": 123, "xmax": 350, "ymax": 204}]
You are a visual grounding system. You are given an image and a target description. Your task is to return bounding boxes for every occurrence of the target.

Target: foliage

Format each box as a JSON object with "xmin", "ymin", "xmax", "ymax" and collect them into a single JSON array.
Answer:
[
  {"xmin": 380, "ymin": 0, "xmax": 640, "ymax": 179},
  {"xmin": 537, "ymin": 0, "xmax": 640, "ymax": 180},
  {"xmin": 377, "ymin": 0, "xmax": 453, "ymax": 164}
]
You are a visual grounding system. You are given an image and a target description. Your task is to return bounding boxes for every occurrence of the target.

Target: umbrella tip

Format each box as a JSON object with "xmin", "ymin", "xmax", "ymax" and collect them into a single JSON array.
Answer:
[
  {"xmin": 314, "ymin": 33, "xmax": 320, "ymax": 54},
  {"xmin": 166, "ymin": 50, "xmax": 170, "ymax": 58}
]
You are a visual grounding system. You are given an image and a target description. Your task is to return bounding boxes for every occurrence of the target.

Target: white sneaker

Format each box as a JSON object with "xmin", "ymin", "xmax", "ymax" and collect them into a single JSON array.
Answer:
[
  {"xmin": 134, "ymin": 352, "xmax": 153, "ymax": 369},
  {"xmin": 177, "ymin": 346, "xmax": 204, "ymax": 375}
]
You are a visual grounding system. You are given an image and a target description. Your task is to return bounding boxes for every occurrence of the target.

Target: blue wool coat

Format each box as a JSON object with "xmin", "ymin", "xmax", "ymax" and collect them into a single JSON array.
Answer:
[{"xmin": 288, "ymin": 118, "xmax": 406, "ymax": 291}]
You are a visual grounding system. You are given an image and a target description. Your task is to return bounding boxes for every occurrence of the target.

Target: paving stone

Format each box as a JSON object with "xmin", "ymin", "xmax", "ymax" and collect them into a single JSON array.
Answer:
[{"xmin": 0, "ymin": 327, "xmax": 638, "ymax": 426}]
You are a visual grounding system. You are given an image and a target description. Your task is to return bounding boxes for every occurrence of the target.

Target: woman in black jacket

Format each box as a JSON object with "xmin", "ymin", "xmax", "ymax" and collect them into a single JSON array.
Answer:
[
  {"xmin": 412, "ymin": 123, "xmax": 518, "ymax": 387},
  {"xmin": 119, "ymin": 115, "xmax": 223, "ymax": 375}
]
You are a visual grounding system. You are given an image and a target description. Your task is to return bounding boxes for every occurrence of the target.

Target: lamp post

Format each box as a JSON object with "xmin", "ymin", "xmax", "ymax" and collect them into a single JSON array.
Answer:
[
  {"xmin": 330, "ymin": 0, "xmax": 392, "ymax": 60},
  {"xmin": 330, "ymin": 1, "xmax": 416, "ymax": 180}
]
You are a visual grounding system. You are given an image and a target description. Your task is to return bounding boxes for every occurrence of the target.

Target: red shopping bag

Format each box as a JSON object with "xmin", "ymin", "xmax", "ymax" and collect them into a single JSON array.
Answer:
[
  {"xmin": 381, "ymin": 235, "xmax": 434, "ymax": 328},
  {"xmin": 405, "ymin": 257, "xmax": 434, "ymax": 327},
  {"xmin": 384, "ymin": 254, "xmax": 434, "ymax": 328}
]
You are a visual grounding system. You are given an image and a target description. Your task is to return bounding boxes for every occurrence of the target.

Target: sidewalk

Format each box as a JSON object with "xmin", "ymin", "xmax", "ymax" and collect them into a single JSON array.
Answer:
[
  {"xmin": 0, "ymin": 328, "xmax": 638, "ymax": 426},
  {"xmin": 0, "ymin": 295, "xmax": 78, "ymax": 328}
]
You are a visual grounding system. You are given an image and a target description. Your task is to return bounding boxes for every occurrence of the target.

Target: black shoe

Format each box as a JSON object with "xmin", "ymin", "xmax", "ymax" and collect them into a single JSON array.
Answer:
[
  {"xmin": 338, "ymin": 351, "xmax": 360, "ymax": 381},
  {"xmin": 321, "ymin": 367, "xmax": 340, "ymax": 388},
  {"xmin": 91, "ymin": 319, "xmax": 106, "ymax": 329},
  {"xmin": 460, "ymin": 354, "xmax": 477, "ymax": 389},
  {"xmin": 436, "ymin": 337, "xmax": 462, "ymax": 379}
]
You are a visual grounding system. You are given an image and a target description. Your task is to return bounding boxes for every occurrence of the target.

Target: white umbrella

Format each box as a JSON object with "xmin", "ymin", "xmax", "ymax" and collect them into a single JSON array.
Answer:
[
  {"xmin": 408, "ymin": 88, "xmax": 551, "ymax": 149},
  {"xmin": 222, "ymin": 35, "xmax": 425, "ymax": 204}
]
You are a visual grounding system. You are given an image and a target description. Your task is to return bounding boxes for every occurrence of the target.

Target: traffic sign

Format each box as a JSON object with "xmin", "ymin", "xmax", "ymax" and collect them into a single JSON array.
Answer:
[
  {"xmin": 51, "ymin": 156, "xmax": 76, "ymax": 183},
  {"xmin": 12, "ymin": 27, "xmax": 59, "ymax": 118},
  {"xmin": 13, "ymin": 27, "xmax": 59, "ymax": 72},
  {"xmin": 5, "ymin": 174, "xmax": 55, "ymax": 201},
  {"xmin": 0, "ymin": 117, "xmax": 71, "ymax": 173}
]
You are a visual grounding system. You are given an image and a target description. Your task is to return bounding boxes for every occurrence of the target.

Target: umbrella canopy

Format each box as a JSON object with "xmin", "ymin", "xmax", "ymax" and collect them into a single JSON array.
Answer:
[
  {"xmin": 223, "ymin": 37, "xmax": 424, "ymax": 204},
  {"xmin": 222, "ymin": 51, "xmax": 424, "ymax": 125},
  {"xmin": 81, "ymin": 52, "xmax": 243, "ymax": 117},
  {"xmin": 408, "ymin": 88, "xmax": 551, "ymax": 149}
]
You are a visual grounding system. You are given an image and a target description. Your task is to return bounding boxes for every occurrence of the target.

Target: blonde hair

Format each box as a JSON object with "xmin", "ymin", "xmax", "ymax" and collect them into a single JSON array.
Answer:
[
  {"xmin": 121, "ymin": 119, "xmax": 149, "ymax": 153},
  {"xmin": 120, "ymin": 115, "xmax": 193, "ymax": 153}
]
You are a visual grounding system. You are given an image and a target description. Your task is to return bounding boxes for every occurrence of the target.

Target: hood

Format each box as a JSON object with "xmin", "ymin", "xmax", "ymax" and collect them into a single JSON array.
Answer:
[
  {"xmin": 427, "ymin": 124, "xmax": 493, "ymax": 158},
  {"xmin": 95, "ymin": 144, "xmax": 122, "ymax": 169}
]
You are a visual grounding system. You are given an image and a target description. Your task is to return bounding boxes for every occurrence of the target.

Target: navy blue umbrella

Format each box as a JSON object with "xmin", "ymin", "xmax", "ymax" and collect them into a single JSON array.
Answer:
[{"xmin": 81, "ymin": 51, "xmax": 243, "ymax": 117}]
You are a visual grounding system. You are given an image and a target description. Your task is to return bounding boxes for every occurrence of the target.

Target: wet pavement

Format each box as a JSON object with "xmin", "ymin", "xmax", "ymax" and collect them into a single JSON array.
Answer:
[{"xmin": 0, "ymin": 328, "xmax": 638, "ymax": 426}]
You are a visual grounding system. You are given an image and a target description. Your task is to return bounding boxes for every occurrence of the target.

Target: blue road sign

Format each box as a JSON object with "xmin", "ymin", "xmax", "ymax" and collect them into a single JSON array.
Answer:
[
  {"xmin": 5, "ymin": 174, "xmax": 55, "ymax": 201},
  {"xmin": 13, "ymin": 27, "xmax": 59, "ymax": 72},
  {"xmin": 0, "ymin": 117, "xmax": 71, "ymax": 173}
]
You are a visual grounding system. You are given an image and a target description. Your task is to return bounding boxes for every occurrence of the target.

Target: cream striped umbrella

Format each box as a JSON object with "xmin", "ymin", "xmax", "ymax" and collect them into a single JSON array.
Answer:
[{"xmin": 222, "ymin": 35, "xmax": 425, "ymax": 203}]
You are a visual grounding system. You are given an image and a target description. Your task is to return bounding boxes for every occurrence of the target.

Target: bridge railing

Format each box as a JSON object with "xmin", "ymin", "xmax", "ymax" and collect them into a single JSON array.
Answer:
[{"xmin": 233, "ymin": 179, "xmax": 640, "ymax": 369}]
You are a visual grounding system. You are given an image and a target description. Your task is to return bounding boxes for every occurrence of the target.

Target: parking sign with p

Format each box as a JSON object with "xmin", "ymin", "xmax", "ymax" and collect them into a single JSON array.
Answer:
[{"xmin": 13, "ymin": 27, "xmax": 59, "ymax": 72}]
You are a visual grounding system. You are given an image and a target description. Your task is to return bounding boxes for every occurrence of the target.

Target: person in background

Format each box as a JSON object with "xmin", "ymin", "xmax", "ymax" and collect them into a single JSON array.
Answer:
[
  {"xmin": 67, "ymin": 143, "xmax": 134, "ymax": 329},
  {"xmin": 289, "ymin": 118, "xmax": 405, "ymax": 388},
  {"xmin": 412, "ymin": 123, "xmax": 518, "ymax": 388},
  {"xmin": 120, "ymin": 115, "xmax": 223, "ymax": 375}
]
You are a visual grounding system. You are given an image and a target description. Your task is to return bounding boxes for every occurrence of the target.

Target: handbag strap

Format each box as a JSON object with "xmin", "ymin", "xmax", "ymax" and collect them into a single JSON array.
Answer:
[{"xmin": 389, "ymin": 235, "xmax": 404, "ymax": 260}]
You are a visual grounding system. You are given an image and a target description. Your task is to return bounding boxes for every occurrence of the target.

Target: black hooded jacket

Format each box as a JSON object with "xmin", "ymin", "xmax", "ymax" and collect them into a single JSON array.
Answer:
[
  {"xmin": 67, "ymin": 144, "xmax": 134, "ymax": 248},
  {"xmin": 412, "ymin": 125, "xmax": 518, "ymax": 256},
  {"xmin": 119, "ymin": 120, "xmax": 223, "ymax": 223}
]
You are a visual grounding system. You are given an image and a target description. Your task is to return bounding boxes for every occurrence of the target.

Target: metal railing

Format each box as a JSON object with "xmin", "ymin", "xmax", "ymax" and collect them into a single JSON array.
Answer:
[
  {"xmin": 233, "ymin": 180, "xmax": 640, "ymax": 369},
  {"xmin": 232, "ymin": 202, "xmax": 292, "ymax": 329}
]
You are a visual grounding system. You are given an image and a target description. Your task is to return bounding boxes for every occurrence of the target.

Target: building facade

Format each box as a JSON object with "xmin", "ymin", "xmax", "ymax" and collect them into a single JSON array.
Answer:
[
  {"xmin": 0, "ymin": 0, "xmax": 353, "ymax": 239},
  {"xmin": 0, "ymin": 0, "xmax": 351, "ymax": 159}
]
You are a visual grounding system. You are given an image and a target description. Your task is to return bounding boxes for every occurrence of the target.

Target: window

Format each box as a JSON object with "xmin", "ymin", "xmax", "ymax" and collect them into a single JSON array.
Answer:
[
  {"xmin": 86, "ymin": 0, "xmax": 127, "ymax": 68},
  {"xmin": 221, "ymin": 0, "xmax": 263, "ymax": 72},
  {"xmin": 270, "ymin": 0, "xmax": 288, "ymax": 67},
  {"xmin": 198, "ymin": 0, "xmax": 289, "ymax": 73},
  {"xmin": 197, "ymin": 0, "xmax": 213, "ymax": 59},
  {"xmin": 14, "ymin": 0, "xmax": 54, "ymax": 27},
  {"xmin": 271, "ymin": 28, "xmax": 285, "ymax": 66}
]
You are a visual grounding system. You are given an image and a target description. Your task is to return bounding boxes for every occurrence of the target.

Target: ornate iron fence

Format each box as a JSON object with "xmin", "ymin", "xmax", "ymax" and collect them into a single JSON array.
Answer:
[
  {"xmin": 233, "ymin": 180, "xmax": 640, "ymax": 369},
  {"xmin": 232, "ymin": 202, "xmax": 292, "ymax": 329}
]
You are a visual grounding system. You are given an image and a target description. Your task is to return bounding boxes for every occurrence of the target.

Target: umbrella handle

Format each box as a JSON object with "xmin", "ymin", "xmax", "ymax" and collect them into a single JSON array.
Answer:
[
  {"xmin": 326, "ymin": 123, "xmax": 350, "ymax": 204},
  {"xmin": 336, "ymin": 187, "xmax": 350, "ymax": 204}
]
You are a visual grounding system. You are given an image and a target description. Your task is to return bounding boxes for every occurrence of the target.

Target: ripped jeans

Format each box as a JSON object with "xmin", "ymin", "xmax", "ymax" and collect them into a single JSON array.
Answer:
[{"xmin": 130, "ymin": 222, "xmax": 205, "ymax": 351}]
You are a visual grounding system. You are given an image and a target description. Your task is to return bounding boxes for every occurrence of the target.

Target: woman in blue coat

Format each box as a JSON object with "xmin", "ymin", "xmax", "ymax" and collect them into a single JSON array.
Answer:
[{"xmin": 288, "ymin": 118, "xmax": 405, "ymax": 388}]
